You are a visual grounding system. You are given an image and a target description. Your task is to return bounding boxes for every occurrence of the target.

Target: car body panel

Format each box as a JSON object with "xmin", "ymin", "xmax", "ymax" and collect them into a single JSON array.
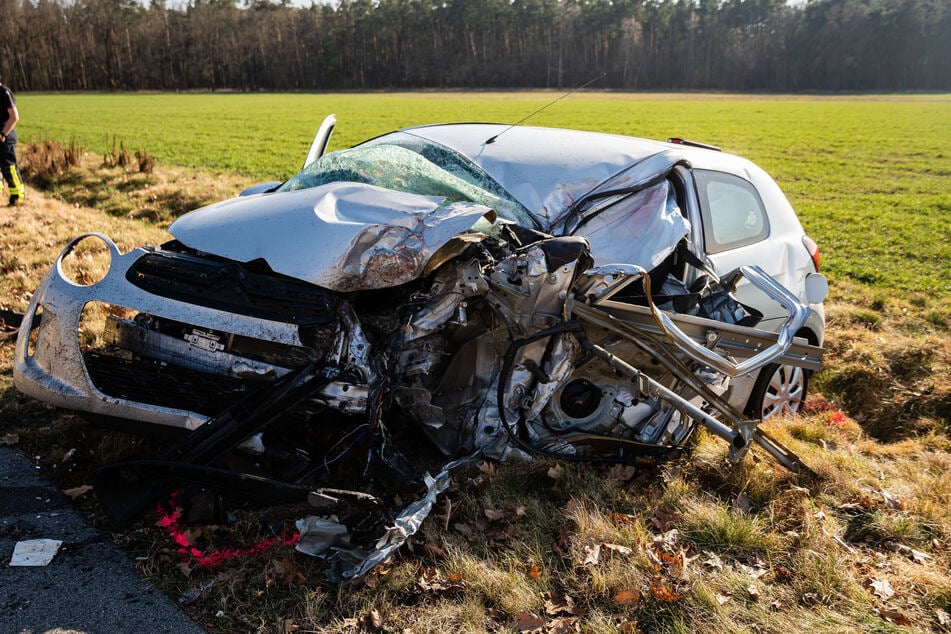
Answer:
[{"xmin": 169, "ymin": 182, "xmax": 494, "ymax": 292}]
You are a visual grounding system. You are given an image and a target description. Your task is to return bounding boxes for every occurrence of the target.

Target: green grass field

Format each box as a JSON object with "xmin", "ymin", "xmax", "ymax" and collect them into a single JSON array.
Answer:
[{"xmin": 18, "ymin": 92, "xmax": 951, "ymax": 296}]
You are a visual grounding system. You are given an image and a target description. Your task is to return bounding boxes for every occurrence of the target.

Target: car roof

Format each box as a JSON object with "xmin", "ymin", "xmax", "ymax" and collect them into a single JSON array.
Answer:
[
  {"xmin": 395, "ymin": 123, "xmax": 764, "ymax": 222},
  {"xmin": 398, "ymin": 123, "xmax": 677, "ymax": 223}
]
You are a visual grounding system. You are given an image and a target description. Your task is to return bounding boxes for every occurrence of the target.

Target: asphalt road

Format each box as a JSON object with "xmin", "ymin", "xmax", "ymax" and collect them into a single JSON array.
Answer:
[{"xmin": 0, "ymin": 447, "xmax": 205, "ymax": 634}]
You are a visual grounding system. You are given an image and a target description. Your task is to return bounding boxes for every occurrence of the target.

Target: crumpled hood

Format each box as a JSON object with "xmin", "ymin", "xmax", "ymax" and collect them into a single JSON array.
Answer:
[{"xmin": 170, "ymin": 182, "xmax": 493, "ymax": 292}]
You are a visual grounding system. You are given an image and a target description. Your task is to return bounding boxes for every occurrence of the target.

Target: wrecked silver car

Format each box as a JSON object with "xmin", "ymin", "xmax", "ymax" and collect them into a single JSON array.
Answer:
[{"xmin": 13, "ymin": 119, "xmax": 827, "ymax": 579}]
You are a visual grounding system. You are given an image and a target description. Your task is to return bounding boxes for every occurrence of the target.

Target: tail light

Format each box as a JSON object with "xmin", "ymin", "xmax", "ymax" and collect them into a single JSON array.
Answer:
[{"xmin": 802, "ymin": 236, "xmax": 820, "ymax": 272}]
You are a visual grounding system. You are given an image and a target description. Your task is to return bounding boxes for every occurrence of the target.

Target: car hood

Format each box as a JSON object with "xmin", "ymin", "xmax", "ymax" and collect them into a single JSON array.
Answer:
[{"xmin": 169, "ymin": 182, "xmax": 494, "ymax": 292}]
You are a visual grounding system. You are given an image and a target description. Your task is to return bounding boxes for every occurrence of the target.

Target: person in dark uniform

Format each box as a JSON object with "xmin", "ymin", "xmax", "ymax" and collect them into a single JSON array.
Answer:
[{"xmin": 0, "ymin": 77, "xmax": 24, "ymax": 206}]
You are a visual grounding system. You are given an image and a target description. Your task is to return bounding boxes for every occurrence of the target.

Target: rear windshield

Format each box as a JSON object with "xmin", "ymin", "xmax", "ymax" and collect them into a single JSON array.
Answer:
[{"xmin": 278, "ymin": 134, "xmax": 535, "ymax": 228}]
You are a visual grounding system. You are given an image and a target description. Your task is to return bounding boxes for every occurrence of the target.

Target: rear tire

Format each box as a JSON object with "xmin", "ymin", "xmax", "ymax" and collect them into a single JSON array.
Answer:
[{"xmin": 746, "ymin": 363, "xmax": 809, "ymax": 420}]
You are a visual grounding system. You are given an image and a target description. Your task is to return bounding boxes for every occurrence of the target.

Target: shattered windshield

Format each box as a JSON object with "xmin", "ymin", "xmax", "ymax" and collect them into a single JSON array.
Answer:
[{"xmin": 278, "ymin": 134, "xmax": 536, "ymax": 228}]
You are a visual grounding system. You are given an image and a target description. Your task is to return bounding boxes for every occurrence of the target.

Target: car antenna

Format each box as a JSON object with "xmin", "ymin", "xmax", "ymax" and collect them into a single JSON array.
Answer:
[{"xmin": 484, "ymin": 72, "xmax": 607, "ymax": 145}]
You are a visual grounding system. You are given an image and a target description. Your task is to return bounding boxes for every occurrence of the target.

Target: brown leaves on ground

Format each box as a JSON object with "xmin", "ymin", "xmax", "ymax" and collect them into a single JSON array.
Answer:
[
  {"xmin": 650, "ymin": 507, "xmax": 682, "ymax": 532},
  {"xmin": 269, "ymin": 557, "xmax": 307, "ymax": 588},
  {"xmin": 512, "ymin": 592, "xmax": 583, "ymax": 633},
  {"xmin": 340, "ymin": 608, "xmax": 384, "ymax": 632},
  {"xmin": 866, "ymin": 577, "xmax": 896, "ymax": 601},
  {"xmin": 415, "ymin": 565, "xmax": 465, "ymax": 596},
  {"xmin": 454, "ymin": 502, "xmax": 529, "ymax": 547}
]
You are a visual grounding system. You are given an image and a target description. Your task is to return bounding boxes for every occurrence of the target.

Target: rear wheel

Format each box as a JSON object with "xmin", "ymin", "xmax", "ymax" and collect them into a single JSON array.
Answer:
[{"xmin": 747, "ymin": 363, "xmax": 809, "ymax": 420}]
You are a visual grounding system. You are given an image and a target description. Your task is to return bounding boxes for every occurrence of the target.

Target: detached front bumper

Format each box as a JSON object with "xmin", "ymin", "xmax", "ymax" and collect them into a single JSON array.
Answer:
[{"xmin": 14, "ymin": 234, "xmax": 308, "ymax": 430}]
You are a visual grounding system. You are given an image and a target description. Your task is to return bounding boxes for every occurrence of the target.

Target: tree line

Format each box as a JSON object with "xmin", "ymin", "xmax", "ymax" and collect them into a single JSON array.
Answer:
[{"xmin": 0, "ymin": 0, "xmax": 947, "ymax": 92}]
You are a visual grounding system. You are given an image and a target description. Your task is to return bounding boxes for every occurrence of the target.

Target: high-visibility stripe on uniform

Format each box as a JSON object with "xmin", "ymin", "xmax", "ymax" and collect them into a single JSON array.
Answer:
[{"xmin": 3, "ymin": 164, "xmax": 23, "ymax": 197}]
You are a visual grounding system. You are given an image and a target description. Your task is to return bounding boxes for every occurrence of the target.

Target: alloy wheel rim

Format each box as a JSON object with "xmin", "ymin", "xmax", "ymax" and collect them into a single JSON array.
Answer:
[{"xmin": 761, "ymin": 364, "xmax": 805, "ymax": 420}]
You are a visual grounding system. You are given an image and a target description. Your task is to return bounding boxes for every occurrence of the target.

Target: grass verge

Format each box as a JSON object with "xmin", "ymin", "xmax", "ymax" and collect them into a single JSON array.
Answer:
[{"xmin": 0, "ymin": 138, "xmax": 948, "ymax": 633}]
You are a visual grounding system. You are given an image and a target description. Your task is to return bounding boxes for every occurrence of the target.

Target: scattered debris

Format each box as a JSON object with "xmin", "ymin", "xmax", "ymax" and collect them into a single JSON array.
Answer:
[
  {"xmin": 63, "ymin": 484, "xmax": 94, "ymax": 500},
  {"xmin": 294, "ymin": 516, "xmax": 350, "ymax": 558},
  {"xmin": 9, "ymin": 539, "xmax": 63, "ymax": 567},
  {"xmin": 178, "ymin": 579, "xmax": 214, "ymax": 605}
]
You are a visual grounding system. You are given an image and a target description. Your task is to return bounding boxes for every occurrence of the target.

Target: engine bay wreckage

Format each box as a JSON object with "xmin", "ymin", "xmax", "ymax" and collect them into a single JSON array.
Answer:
[{"xmin": 13, "ymin": 121, "xmax": 825, "ymax": 581}]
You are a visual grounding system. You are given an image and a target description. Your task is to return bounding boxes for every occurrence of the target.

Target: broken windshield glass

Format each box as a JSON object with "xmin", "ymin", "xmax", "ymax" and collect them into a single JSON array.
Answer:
[{"xmin": 279, "ymin": 139, "xmax": 535, "ymax": 228}]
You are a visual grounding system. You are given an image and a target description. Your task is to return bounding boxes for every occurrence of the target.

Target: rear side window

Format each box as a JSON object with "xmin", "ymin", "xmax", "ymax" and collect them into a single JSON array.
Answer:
[{"xmin": 694, "ymin": 169, "xmax": 769, "ymax": 254}]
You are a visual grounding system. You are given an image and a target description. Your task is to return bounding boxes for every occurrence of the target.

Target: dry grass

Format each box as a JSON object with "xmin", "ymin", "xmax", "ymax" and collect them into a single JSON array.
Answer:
[
  {"xmin": 818, "ymin": 280, "xmax": 951, "ymax": 442},
  {"xmin": 0, "ymin": 159, "xmax": 949, "ymax": 633}
]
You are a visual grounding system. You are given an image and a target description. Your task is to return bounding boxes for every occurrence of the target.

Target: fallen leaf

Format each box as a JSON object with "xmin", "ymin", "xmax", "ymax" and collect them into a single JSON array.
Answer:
[
  {"xmin": 876, "ymin": 608, "xmax": 912, "ymax": 626},
  {"xmin": 614, "ymin": 589, "xmax": 641, "ymax": 606},
  {"xmin": 63, "ymin": 484, "xmax": 94, "ymax": 499},
  {"xmin": 582, "ymin": 543, "xmax": 601, "ymax": 566},
  {"xmin": 651, "ymin": 508, "xmax": 682, "ymax": 531},
  {"xmin": 477, "ymin": 461, "xmax": 497, "ymax": 479},
  {"xmin": 769, "ymin": 600, "xmax": 782, "ymax": 611},
  {"xmin": 422, "ymin": 542, "xmax": 447, "ymax": 560},
  {"xmin": 733, "ymin": 491, "xmax": 752, "ymax": 514},
  {"xmin": 364, "ymin": 609, "xmax": 383, "ymax": 630},
  {"xmin": 747, "ymin": 583, "xmax": 761, "ymax": 601},
  {"xmin": 652, "ymin": 528, "xmax": 681, "ymax": 550},
  {"xmin": 543, "ymin": 593, "xmax": 578, "ymax": 617},
  {"xmin": 514, "ymin": 610, "xmax": 546, "ymax": 632},
  {"xmin": 454, "ymin": 522, "xmax": 479, "ymax": 541},
  {"xmin": 702, "ymin": 551, "xmax": 724, "ymax": 570},
  {"xmin": 528, "ymin": 564, "xmax": 542, "ymax": 579},
  {"xmin": 603, "ymin": 543, "xmax": 634, "ymax": 556},
  {"xmin": 935, "ymin": 609, "xmax": 951, "ymax": 628},
  {"xmin": 484, "ymin": 508, "xmax": 506, "ymax": 521},
  {"xmin": 773, "ymin": 566, "xmax": 792, "ymax": 581},
  {"xmin": 548, "ymin": 616, "xmax": 580, "ymax": 634},
  {"xmin": 606, "ymin": 463, "xmax": 638, "ymax": 484},
  {"xmin": 417, "ymin": 566, "xmax": 466, "ymax": 594},
  {"xmin": 716, "ymin": 593, "xmax": 731, "ymax": 605},
  {"xmin": 178, "ymin": 580, "xmax": 213, "ymax": 605},
  {"xmin": 738, "ymin": 562, "xmax": 769, "ymax": 580},
  {"xmin": 662, "ymin": 465, "xmax": 682, "ymax": 482},
  {"xmin": 649, "ymin": 579, "xmax": 682, "ymax": 602},
  {"xmin": 877, "ymin": 489, "xmax": 905, "ymax": 511},
  {"xmin": 553, "ymin": 526, "xmax": 573, "ymax": 557},
  {"xmin": 618, "ymin": 621, "xmax": 639, "ymax": 633},
  {"xmin": 868, "ymin": 578, "xmax": 895, "ymax": 601},
  {"xmin": 609, "ymin": 512, "xmax": 638, "ymax": 527},
  {"xmin": 272, "ymin": 557, "xmax": 306, "ymax": 587},
  {"xmin": 282, "ymin": 618, "xmax": 300, "ymax": 633},
  {"xmin": 548, "ymin": 464, "xmax": 565, "ymax": 480},
  {"xmin": 910, "ymin": 548, "xmax": 932, "ymax": 564}
]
